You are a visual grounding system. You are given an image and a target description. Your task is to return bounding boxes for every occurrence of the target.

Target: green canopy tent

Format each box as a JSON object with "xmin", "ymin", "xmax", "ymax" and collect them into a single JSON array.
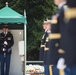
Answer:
[
  {"xmin": 0, "ymin": 3, "xmax": 27, "ymax": 29},
  {"xmin": 0, "ymin": 3, "xmax": 27, "ymax": 75},
  {"xmin": 0, "ymin": 6, "xmax": 26, "ymax": 23}
]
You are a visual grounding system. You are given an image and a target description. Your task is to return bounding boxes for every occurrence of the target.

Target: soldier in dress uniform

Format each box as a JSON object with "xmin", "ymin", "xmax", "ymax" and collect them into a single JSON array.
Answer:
[
  {"xmin": 39, "ymin": 19, "xmax": 50, "ymax": 75},
  {"xmin": 48, "ymin": 0, "xmax": 67, "ymax": 75},
  {"xmin": 48, "ymin": 0, "xmax": 76, "ymax": 75},
  {"xmin": 39, "ymin": 19, "xmax": 48, "ymax": 61},
  {"xmin": 43, "ymin": 18, "xmax": 51, "ymax": 75},
  {"xmin": 0, "ymin": 25, "xmax": 14, "ymax": 75},
  {"xmin": 46, "ymin": 17, "xmax": 60, "ymax": 75},
  {"xmin": 62, "ymin": 0, "xmax": 76, "ymax": 75}
]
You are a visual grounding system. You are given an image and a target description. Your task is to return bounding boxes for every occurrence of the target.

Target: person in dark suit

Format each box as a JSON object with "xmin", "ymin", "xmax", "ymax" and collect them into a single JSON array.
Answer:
[{"xmin": 0, "ymin": 25, "xmax": 14, "ymax": 75}]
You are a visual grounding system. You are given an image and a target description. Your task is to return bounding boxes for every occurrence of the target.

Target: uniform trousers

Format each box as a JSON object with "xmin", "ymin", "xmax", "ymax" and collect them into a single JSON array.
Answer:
[
  {"xmin": 65, "ymin": 66, "xmax": 76, "ymax": 75},
  {"xmin": 52, "ymin": 65, "xmax": 59, "ymax": 75},
  {"xmin": 44, "ymin": 65, "xmax": 59, "ymax": 75},
  {"xmin": 44, "ymin": 65, "xmax": 50, "ymax": 75},
  {"xmin": 0, "ymin": 54, "xmax": 11, "ymax": 75}
]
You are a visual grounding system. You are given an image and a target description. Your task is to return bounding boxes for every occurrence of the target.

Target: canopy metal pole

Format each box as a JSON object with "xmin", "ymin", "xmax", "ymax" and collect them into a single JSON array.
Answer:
[
  {"xmin": 24, "ymin": 24, "xmax": 26, "ymax": 75},
  {"xmin": 24, "ymin": 9, "xmax": 27, "ymax": 75}
]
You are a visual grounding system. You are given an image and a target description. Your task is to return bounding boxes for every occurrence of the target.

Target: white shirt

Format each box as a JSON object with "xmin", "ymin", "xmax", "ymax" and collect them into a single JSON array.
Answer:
[
  {"xmin": 47, "ymin": 30, "xmax": 51, "ymax": 33},
  {"xmin": 45, "ymin": 29, "xmax": 47, "ymax": 32},
  {"xmin": 4, "ymin": 32, "xmax": 7, "ymax": 34},
  {"xmin": 4, "ymin": 32, "xmax": 8, "ymax": 36},
  {"xmin": 58, "ymin": 1, "xmax": 66, "ymax": 9}
]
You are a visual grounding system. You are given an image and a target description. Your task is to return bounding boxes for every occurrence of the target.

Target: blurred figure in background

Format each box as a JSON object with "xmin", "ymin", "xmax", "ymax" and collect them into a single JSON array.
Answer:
[
  {"xmin": 39, "ymin": 19, "xmax": 48, "ymax": 61},
  {"xmin": 48, "ymin": 0, "xmax": 67, "ymax": 75},
  {"xmin": 63, "ymin": 0, "xmax": 76, "ymax": 75},
  {"xmin": 43, "ymin": 18, "xmax": 51, "ymax": 75}
]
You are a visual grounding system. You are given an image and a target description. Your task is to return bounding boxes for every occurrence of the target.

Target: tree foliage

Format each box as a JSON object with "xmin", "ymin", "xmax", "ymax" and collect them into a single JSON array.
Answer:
[
  {"xmin": 26, "ymin": 0, "xmax": 56, "ymax": 51},
  {"xmin": 0, "ymin": 0, "xmax": 26, "ymax": 14}
]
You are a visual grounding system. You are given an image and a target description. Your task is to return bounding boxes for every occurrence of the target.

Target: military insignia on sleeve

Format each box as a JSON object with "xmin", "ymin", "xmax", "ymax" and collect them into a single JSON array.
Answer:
[
  {"xmin": 44, "ymin": 47, "xmax": 49, "ymax": 51},
  {"xmin": 40, "ymin": 44, "xmax": 45, "ymax": 48},
  {"xmin": 64, "ymin": 8, "xmax": 76, "ymax": 20},
  {"xmin": 49, "ymin": 33, "xmax": 61, "ymax": 39}
]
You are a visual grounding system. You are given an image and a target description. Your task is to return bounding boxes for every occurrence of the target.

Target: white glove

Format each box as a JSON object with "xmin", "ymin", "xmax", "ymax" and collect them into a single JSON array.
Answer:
[
  {"xmin": 57, "ymin": 58, "xmax": 66, "ymax": 69},
  {"xmin": 4, "ymin": 41, "xmax": 8, "ymax": 45},
  {"xmin": 3, "ymin": 48, "xmax": 6, "ymax": 51}
]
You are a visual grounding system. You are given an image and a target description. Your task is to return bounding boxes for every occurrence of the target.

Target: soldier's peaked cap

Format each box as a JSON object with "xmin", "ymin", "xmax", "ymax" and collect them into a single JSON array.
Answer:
[{"xmin": 3, "ymin": 25, "xmax": 9, "ymax": 28}]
